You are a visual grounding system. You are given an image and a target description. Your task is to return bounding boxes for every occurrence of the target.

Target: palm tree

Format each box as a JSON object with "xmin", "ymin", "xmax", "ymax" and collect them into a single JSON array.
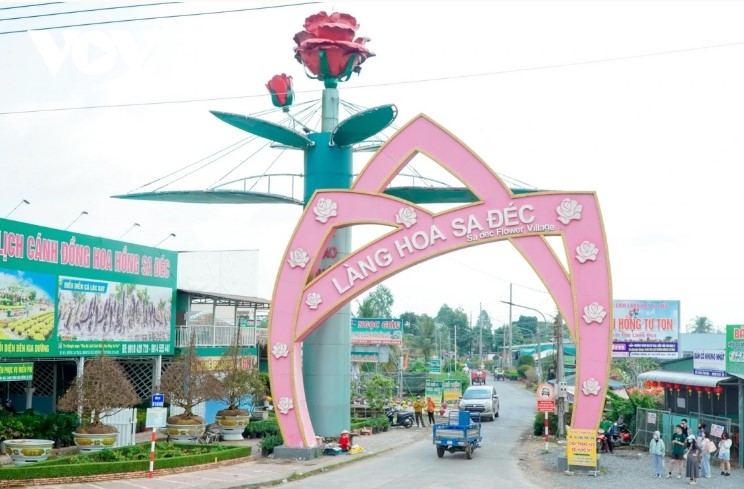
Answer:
[
  {"xmin": 406, "ymin": 315, "xmax": 437, "ymax": 360},
  {"xmin": 687, "ymin": 316, "xmax": 715, "ymax": 333}
]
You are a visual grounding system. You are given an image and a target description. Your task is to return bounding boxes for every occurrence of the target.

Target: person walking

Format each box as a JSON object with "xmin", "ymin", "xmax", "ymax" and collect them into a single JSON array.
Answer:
[
  {"xmin": 426, "ymin": 396, "xmax": 436, "ymax": 427},
  {"xmin": 649, "ymin": 430, "xmax": 666, "ymax": 478},
  {"xmin": 685, "ymin": 435, "xmax": 701, "ymax": 485},
  {"xmin": 699, "ymin": 431, "xmax": 712, "ymax": 478},
  {"xmin": 718, "ymin": 432, "xmax": 732, "ymax": 476},
  {"xmin": 412, "ymin": 397, "xmax": 425, "ymax": 428},
  {"xmin": 668, "ymin": 425, "xmax": 686, "ymax": 479}
]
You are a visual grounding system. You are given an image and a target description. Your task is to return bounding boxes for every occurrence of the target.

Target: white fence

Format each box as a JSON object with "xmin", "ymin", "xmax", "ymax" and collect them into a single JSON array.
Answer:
[
  {"xmin": 176, "ymin": 325, "xmax": 258, "ymax": 348},
  {"xmin": 100, "ymin": 408, "xmax": 137, "ymax": 447}
]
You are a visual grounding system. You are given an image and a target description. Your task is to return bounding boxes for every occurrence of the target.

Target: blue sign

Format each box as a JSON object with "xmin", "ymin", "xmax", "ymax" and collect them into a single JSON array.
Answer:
[{"xmin": 151, "ymin": 393, "xmax": 164, "ymax": 408}]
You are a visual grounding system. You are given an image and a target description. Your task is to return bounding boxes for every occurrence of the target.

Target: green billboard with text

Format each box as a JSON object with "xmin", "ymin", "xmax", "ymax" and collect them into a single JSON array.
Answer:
[{"xmin": 0, "ymin": 217, "xmax": 177, "ymax": 357}]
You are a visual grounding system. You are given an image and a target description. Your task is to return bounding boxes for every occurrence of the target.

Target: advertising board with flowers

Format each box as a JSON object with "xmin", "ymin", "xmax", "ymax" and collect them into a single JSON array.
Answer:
[
  {"xmin": 0, "ymin": 217, "xmax": 177, "ymax": 357},
  {"xmin": 612, "ymin": 300, "xmax": 680, "ymax": 358}
]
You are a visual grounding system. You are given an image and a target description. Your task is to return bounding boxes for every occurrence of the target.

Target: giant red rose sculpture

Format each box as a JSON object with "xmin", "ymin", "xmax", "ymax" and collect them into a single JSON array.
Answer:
[{"xmin": 293, "ymin": 11, "xmax": 374, "ymax": 87}]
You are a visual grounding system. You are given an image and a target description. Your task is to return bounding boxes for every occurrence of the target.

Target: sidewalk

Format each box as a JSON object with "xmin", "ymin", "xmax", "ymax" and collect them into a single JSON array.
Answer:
[{"xmin": 15, "ymin": 425, "xmax": 434, "ymax": 489}]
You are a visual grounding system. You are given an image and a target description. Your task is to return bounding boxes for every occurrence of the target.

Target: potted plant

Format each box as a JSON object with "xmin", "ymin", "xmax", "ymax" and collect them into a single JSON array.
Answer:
[
  {"xmin": 214, "ymin": 330, "xmax": 267, "ymax": 440},
  {"xmin": 56, "ymin": 354, "xmax": 140, "ymax": 452},
  {"xmin": 160, "ymin": 339, "xmax": 223, "ymax": 443}
]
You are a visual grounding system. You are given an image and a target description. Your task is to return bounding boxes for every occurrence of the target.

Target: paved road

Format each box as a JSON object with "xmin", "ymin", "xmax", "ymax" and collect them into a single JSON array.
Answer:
[{"xmin": 278, "ymin": 378, "xmax": 542, "ymax": 489}]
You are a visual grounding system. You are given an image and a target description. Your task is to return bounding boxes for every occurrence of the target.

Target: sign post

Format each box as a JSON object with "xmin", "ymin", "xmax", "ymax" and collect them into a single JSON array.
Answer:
[
  {"xmin": 536, "ymin": 382, "xmax": 555, "ymax": 451},
  {"xmin": 146, "ymin": 393, "xmax": 166, "ymax": 479}
]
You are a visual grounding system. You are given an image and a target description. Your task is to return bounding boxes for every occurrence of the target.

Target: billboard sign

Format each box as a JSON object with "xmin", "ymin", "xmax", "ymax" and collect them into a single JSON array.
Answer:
[
  {"xmin": 442, "ymin": 379, "xmax": 462, "ymax": 402},
  {"xmin": 0, "ymin": 362, "xmax": 33, "ymax": 381},
  {"xmin": 350, "ymin": 317, "xmax": 402, "ymax": 345},
  {"xmin": 725, "ymin": 324, "xmax": 744, "ymax": 379},
  {"xmin": 425, "ymin": 379, "xmax": 443, "ymax": 404},
  {"xmin": 612, "ymin": 300, "xmax": 680, "ymax": 358},
  {"xmin": 693, "ymin": 350, "xmax": 726, "ymax": 377},
  {"xmin": 0, "ymin": 218, "xmax": 177, "ymax": 357},
  {"xmin": 350, "ymin": 351, "xmax": 379, "ymax": 363}
]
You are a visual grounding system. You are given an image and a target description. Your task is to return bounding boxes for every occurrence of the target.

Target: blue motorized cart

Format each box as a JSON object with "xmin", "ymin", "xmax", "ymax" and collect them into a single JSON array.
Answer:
[{"xmin": 433, "ymin": 411, "xmax": 482, "ymax": 459}]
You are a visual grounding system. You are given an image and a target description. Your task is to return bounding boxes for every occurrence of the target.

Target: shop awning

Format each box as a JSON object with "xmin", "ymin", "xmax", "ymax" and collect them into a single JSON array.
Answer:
[{"xmin": 638, "ymin": 370, "xmax": 732, "ymax": 387}]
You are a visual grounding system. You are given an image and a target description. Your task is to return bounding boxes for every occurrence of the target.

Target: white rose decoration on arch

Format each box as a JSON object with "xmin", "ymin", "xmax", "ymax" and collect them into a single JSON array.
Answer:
[
  {"xmin": 556, "ymin": 198, "xmax": 583, "ymax": 225},
  {"xmin": 575, "ymin": 241, "xmax": 599, "ymax": 263},
  {"xmin": 305, "ymin": 292, "xmax": 322, "ymax": 310},
  {"xmin": 313, "ymin": 198, "xmax": 338, "ymax": 223},
  {"xmin": 272, "ymin": 342, "xmax": 289, "ymax": 359},
  {"xmin": 582, "ymin": 302, "xmax": 607, "ymax": 324},
  {"xmin": 287, "ymin": 248, "xmax": 310, "ymax": 269},
  {"xmin": 277, "ymin": 397, "xmax": 294, "ymax": 415},
  {"xmin": 582, "ymin": 378, "xmax": 602, "ymax": 396},
  {"xmin": 395, "ymin": 207, "xmax": 417, "ymax": 228}
]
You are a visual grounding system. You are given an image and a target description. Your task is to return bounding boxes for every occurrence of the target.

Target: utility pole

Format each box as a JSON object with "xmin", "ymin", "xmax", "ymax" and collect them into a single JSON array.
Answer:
[
  {"xmin": 555, "ymin": 315, "xmax": 566, "ymax": 437},
  {"xmin": 478, "ymin": 303, "xmax": 483, "ymax": 363},
  {"xmin": 507, "ymin": 284, "xmax": 513, "ymax": 369}
]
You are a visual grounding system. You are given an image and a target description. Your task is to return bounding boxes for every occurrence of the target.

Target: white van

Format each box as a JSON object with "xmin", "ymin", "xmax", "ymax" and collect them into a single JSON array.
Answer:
[{"xmin": 458, "ymin": 385, "xmax": 500, "ymax": 421}]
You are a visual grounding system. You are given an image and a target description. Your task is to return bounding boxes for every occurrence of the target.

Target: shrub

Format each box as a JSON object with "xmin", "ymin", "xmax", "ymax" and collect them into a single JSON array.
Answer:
[
  {"xmin": 533, "ymin": 412, "xmax": 558, "ymax": 436},
  {"xmin": 243, "ymin": 419, "xmax": 280, "ymax": 439},
  {"xmin": 259, "ymin": 434, "xmax": 284, "ymax": 454},
  {"xmin": 0, "ymin": 443, "xmax": 250, "ymax": 480}
]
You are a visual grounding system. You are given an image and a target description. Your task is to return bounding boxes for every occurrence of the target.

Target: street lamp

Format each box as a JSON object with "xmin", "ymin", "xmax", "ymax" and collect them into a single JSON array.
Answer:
[
  {"xmin": 501, "ymin": 301, "xmax": 547, "ymax": 383},
  {"xmin": 118, "ymin": 222, "xmax": 140, "ymax": 240},
  {"xmin": 513, "ymin": 325, "xmax": 542, "ymax": 384},
  {"xmin": 64, "ymin": 211, "xmax": 88, "ymax": 230},
  {"xmin": 4, "ymin": 199, "xmax": 30, "ymax": 218},
  {"xmin": 154, "ymin": 233, "xmax": 176, "ymax": 247}
]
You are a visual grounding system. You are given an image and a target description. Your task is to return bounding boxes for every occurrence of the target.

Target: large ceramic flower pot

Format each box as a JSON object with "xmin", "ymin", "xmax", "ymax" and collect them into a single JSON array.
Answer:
[
  {"xmin": 73, "ymin": 432, "xmax": 118, "ymax": 452},
  {"xmin": 165, "ymin": 423, "xmax": 205, "ymax": 443},
  {"xmin": 4, "ymin": 439, "xmax": 55, "ymax": 465},
  {"xmin": 215, "ymin": 415, "xmax": 250, "ymax": 441}
]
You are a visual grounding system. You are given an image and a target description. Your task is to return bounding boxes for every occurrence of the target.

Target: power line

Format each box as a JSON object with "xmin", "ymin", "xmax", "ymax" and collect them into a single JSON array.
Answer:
[
  {"xmin": 0, "ymin": 3, "xmax": 62, "ymax": 11},
  {"xmin": 0, "ymin": 1, "xmax": 321, "ymax": 35},
  {"xmin": 0, "ymin": 2, "xmax": 179, "ymax": 22},
  {"xmin": 1, "ymin": 38, "xmax": 743, "ymax": 117}
]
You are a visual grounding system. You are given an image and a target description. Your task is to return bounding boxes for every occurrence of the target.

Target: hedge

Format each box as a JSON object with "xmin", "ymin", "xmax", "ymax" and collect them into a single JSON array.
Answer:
[{"xmin": 0, "ymin": 444, "xmax": 250, "ymax": 480}]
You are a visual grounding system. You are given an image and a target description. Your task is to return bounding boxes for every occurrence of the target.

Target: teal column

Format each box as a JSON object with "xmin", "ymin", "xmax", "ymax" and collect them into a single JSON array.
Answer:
[{"xmin": 302, "ymin": 87, "xmax": 353, "ymax": 437}]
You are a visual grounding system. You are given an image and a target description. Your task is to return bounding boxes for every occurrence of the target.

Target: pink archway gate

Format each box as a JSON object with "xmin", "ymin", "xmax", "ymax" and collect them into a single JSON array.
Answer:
[{"xmin": 268, "ymin": 114, "xmax": 612, "ymax": 448}]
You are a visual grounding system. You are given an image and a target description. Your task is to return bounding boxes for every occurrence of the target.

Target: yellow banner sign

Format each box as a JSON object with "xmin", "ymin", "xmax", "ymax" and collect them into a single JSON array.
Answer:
[{"xmin": 567, "ymin": 428, "xmax": 597, "ymax": 467}]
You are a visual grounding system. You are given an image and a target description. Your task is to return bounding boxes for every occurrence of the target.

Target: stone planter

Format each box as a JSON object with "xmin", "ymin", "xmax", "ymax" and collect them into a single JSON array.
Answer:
[
  {"xmin": 4, "ymin": 439, "xmax": 55, "ymax": 465},
  {"xmin": 165, "ymin": 423, "xmax": 205, "ymax": 443},
  {"xmin": 215, "ymin": 415, "xmax": 250, "ymax": 441},
  {"xmin": 73, "ymin": 432, "xmax": 118, "ymax": 452},
  {"xmin": 250, "ymin": 410, "xmax": 269, "ymax": 421}
]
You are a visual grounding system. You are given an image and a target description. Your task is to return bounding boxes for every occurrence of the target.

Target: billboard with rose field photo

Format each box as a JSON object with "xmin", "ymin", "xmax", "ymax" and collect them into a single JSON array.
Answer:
[
  {"xmin": 0, "ymin": 217, "xmax": 177, "ymax": 357},
  {"xmin": 612, "ymin": 300, "xmax": 680, "ymax": 358}
]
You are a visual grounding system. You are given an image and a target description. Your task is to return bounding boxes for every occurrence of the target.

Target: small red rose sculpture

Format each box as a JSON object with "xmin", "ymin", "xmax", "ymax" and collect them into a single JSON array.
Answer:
[
  {"xmin": 266, "ymin": 74, "xmax": 294, "ymax": 109},
  {"xmin": 293, "ymin": 11, "xmax": 374, "ymax": 86}
]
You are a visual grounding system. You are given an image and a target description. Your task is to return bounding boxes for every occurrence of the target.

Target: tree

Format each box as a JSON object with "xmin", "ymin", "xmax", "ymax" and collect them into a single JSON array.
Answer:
[
  {"xmin": 363, "ymin": 373, "xmax": 395, "ymax": 414},
  {"xmin": 216, "ymin": 329, "xmax": 267, "ymax": 416},
  {"xmin": 356, "ymin": 285, "xmax": 394, "ymax": 317},
  {"xmin": 687, "ymin": 316, "xmax": 716, "ymax": 334},
  {"xmin": 57, "ymin": 355, "xmax": 140, "ymax": 434},
  {"xmin": 435, "ymin": 305, "xmax": 470, "ymax": 355},
  {"xmin": 160, "ymin": 339, "xmax": 223, "ymax": 425},
  {"xmin": 406, "ymin": 314, "xmax": 437, "ymax": 361}
]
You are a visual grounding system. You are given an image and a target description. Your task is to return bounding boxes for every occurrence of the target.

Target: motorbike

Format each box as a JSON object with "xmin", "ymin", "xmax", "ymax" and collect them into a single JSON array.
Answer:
[
  {"xmin": 386, "ymin": 407, "xmax": 415, "ymax": 428},
  {"xmin": 610, "ymin": 422, "xmax": 632, "ymax": 446},
  {"xmin": 596, "ymin": 429, "xmax": 611, "ymax": 453}
]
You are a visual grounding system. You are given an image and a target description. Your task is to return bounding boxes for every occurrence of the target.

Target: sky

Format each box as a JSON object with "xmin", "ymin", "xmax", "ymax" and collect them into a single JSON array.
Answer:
[{"xmin": 1, "ymin": 1, "xmax": 743, "ymax": 331}]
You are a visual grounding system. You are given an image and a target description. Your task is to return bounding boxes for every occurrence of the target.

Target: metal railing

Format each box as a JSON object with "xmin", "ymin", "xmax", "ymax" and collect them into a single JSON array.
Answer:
[{"xmin": 176, "ymin": 325, "xmax": 258, "ymax": 348}]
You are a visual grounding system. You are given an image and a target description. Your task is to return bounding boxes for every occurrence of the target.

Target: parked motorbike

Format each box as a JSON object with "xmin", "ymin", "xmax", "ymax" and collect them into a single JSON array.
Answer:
[
  {"xmin": 596, "ymin": 429, "xmax": 611, "ymax": 453},
  {"xmin": 386, "ymin": 407, "xmax": 414, "ymax": 428},
  {"xmin": 611, "ymin": 422, "xmax": 632, "ymax": 446}
]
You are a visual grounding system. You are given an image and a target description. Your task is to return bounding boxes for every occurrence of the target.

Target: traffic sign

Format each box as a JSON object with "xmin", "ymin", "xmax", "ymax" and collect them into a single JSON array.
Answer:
[
  {"xmin": 536, "ymin": 382, "xmax": 555, "ymax": 413},
  {"xmin": 151, "ymin": 393, "xmax": 164, "ymax": 408}
]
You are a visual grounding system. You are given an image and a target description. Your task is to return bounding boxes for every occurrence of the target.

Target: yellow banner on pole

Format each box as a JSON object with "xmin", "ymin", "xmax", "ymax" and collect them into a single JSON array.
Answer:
[{"xmin": 567, "ymin": 428, "xmax": 597, "ymax": 467}]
